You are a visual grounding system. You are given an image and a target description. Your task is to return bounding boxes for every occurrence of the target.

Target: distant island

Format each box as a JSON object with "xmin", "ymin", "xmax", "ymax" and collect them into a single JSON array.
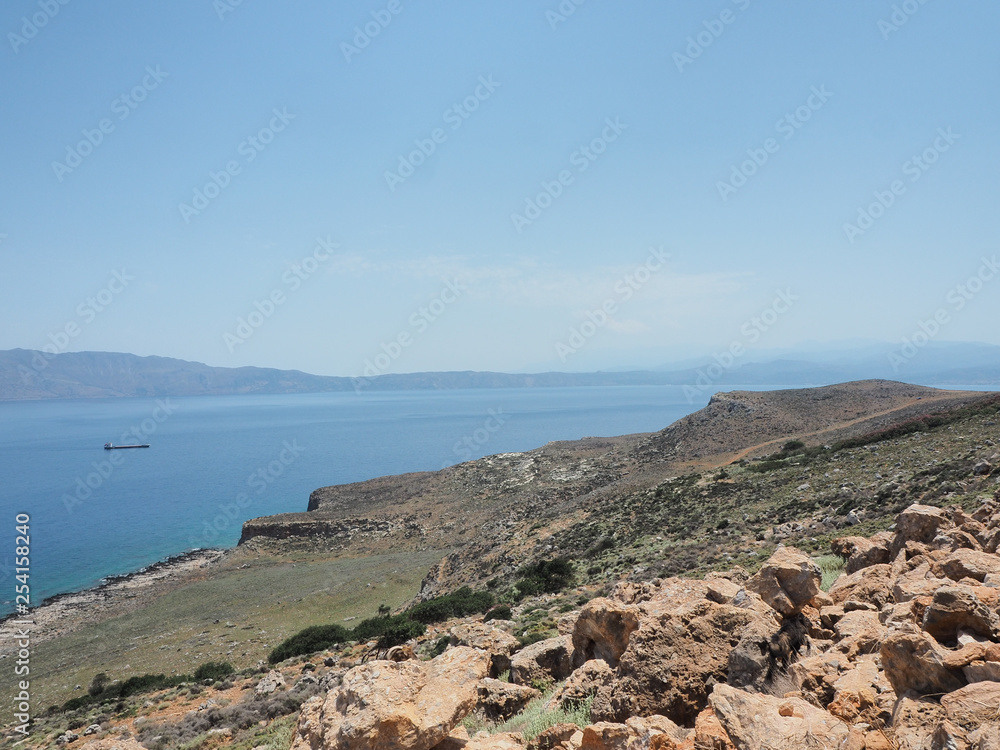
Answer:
[{"xmin": 2, "ymin": 346, "xmax": 1000, "ymax": 401}]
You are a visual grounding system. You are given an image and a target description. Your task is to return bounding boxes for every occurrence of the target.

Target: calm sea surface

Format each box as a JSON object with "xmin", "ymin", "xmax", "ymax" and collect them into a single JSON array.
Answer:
[
  {"xmin": 0, "ymin": 386, "xmax": 710, "ymax": 614},
  {"xmin": 3, "ymin": 383, "xmax": 981, "ymax": 615}
]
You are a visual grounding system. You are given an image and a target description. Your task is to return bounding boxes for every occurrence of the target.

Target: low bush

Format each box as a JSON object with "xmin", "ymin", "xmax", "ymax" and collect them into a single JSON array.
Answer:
[
  {"xmin": 408, "ymin": 586, "xmax": 494, "ymax": 624},
  {"xmin": 484, "ymin": 604, "xmax": 512, "ymax": 622},
  {"xmin": 193, "ymin": 661, "xmax": 235, "ymax": 682},
  {"xmin": 268, "ymin": 623, "xmax": 350, "ymax": 664},
  {"xmin": 512, "ymin": 558, "xmax": 573, "ymax": 601}
]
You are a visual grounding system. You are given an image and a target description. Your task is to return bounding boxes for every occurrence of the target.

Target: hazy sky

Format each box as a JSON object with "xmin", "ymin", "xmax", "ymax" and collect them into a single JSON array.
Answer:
[{"xmin": 1, "ymin": 1, "xmax": 998, "ymax": 375}]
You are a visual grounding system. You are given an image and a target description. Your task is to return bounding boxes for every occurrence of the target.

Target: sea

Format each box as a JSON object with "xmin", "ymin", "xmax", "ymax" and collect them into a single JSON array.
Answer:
[{"xmin": 0, "ymin": 383, "xmax": 990, "ymax": 616}]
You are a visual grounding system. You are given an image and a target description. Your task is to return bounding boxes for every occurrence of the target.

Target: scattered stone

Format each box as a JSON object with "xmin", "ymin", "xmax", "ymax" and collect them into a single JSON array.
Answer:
[{"xmin": 255, "ymin": 669, "xmax": 286, "ymax": 695}]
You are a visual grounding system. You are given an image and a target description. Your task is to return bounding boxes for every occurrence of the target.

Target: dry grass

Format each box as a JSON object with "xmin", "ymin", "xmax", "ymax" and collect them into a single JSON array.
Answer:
[{"xmin": 0, "ymin": 549, "xmax": 441, "ymax": 711}]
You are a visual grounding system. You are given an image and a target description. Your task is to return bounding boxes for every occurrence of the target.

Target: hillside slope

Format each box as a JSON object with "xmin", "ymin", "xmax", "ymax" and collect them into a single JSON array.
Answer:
[{"xmin": 240, "ymin": 381, "xmax": 994, "ymax": 590}]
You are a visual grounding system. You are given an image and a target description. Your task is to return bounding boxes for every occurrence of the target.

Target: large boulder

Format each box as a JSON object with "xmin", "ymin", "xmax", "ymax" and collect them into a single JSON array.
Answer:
[
  {"xmin": 571, "ymin": 597, "xmax": 641, "ymax": 668},
  {"xmin": 746, "ymin": 546, "xmax": 821, "ymax": 616},
  {"xmin": 547, "ymin": 659, "xmax": 615, "ymax": 709},
  {"xmin": 727, "ymin": 614, "xmax": 781, "ymax": 691},
  {"xmin": 591, "ymin": 599, "xmax": 768, "ymax": 726},
  {"xmin": 832, "ymin": 609, "xmax": 886, "ymax": 660},
  {"xmin": 894, "ymin": 504, "xmax": 954, "ymax": 550},
  {"xmin": 933, "ymin": 548, "xmax": 1000, "ymax": 582},
  {"xmin": 832, "ymin": 534, "xmax": 892, "ymax": 574},
  {"xmin": 465, "ymin": 732, "xmax": 526, "ymax": 749},
  {"xmin": 510, "ymin": 635, "xmax": 573, "ymax": 687},
  {"xmin": 578, "ymin": 722, "xmax": 630, "ymax": 750},
  {"xmin": 880, "ymin": 632, "xmax": 966, "ymax": 697},
  {"xmin": 476, "ymin": 678, "xmax": 540, "ymax": 721},
  {"xmin": 922, "ymin": 584, "xmax": 1000, "ymax": 643},
  {"xmin": 451, "ymin": 622, "xmax": 520, "ymax": 677},
  {"xmin": 941, "ymin": 681, "xmax": 1000, "ymax": 733},
  {"xmin": 576, "ymin": 717, "xmax": 688, "ymax": 750},
  {"xmin": 709, "ymin": 684, "xmax": 864, "ymax": 749},
  {"xmin": 828, "ymin": 564, "xmax": 894, "ymax": 609},
  {"xmin": 692, "ymin": 707, "xmax": 736, "ymax": 750},
  {"xmin": 890, "ymin": 696, "xmax": 947, "ymax": 750},
  {"xmin": 290, "ymin": 646, "xmax": 489, "ymax": 750}
]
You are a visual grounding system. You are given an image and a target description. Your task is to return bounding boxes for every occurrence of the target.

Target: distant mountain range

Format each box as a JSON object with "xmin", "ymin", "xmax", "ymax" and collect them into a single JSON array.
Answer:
[{"xmin": 1, "ymin": 344, "xmax": 999, "ymax": 401}]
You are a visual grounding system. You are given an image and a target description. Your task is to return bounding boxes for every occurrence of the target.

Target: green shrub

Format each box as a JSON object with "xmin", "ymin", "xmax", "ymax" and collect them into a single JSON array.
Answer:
[
  {"xmin": 430, "ymin": 635, "xmax": 451, "ymax": 657},
  {"xmin": 194, "ymin": 661, "xmax": 235, "ymax": 682},
  {"xmin": 373, "ymin": 619, "xmax": 427, "ymax": 652},
  {"xmin": 484, "ymin": 604, "xmax": 512, "ymax": 621},
  {"xmin": 351, "ymin": 613, "xmax": 418, "ymax": 641},
  {"xmin": 782, "ymin": 440, "xmax": 805, "ymax": 452},
  {"xmin": 407, "ymin": 587, "xmax": 495, "ymax": 624},
  {"xmin": 512, "ymin": 558, "xmax": 573, "ymax": 601},
  {"xmin": 268, "ymin": 624, "xmax": 350, "ymax": 664}
]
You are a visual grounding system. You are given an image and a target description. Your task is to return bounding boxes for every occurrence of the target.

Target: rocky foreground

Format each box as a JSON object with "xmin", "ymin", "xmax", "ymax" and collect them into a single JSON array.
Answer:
[
  {"xmin": 71, "ymin": 498, "xmax": 1000, "ymax": 750},
  {"xmin": 286, "ymin": 500, "xmax": 1000, "ymax": 750}
]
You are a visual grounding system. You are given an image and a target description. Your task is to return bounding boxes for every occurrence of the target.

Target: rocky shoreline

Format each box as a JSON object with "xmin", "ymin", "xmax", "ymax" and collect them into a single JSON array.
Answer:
[{"xmin": 0, "ymin": 549, "xmax": 226, "ymax": 655}]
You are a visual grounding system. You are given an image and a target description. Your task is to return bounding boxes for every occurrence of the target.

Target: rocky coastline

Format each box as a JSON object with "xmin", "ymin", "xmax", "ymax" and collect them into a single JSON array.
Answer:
[{"xmin": 0, "ymin": 549, "xmax": 226, "ymax": 655}]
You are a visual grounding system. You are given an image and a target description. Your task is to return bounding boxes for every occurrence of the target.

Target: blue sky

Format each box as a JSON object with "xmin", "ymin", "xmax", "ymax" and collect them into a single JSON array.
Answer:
[{"xmin": 1, "ymin": 1, "xmax": 998, "ymax": 375}]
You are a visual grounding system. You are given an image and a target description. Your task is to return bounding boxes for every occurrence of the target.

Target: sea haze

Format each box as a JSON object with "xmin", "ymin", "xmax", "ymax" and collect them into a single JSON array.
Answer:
[{"xmin": 1, "ymin": 385, "xmax": 725, "ymax": 615}]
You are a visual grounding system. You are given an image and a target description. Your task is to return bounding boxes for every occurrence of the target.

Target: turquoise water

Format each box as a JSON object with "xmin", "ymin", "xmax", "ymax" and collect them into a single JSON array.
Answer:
[{"xmin": 0, "ymin": 386, "xmax": 715, "ymax": 615}]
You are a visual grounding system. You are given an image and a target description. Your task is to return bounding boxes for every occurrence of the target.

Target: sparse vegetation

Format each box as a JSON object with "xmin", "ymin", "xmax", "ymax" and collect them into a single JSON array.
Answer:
[
  {"xmin": 465, "ymin": 688, "xmax": 594, "ymax": 741},
  {"xmin": 268, "ymin": 586, "xmax": 494, "ymax": 664},
  {"xmin": 815, "ymin": 554, "xmax": 846, "ymax": 591}
]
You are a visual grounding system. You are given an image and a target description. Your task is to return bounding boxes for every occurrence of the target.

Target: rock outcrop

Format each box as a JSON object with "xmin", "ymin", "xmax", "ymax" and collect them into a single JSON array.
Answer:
[
  {"xmin": 290, "ymin": 646, "xmax": 489, "ymax": 750},
  {"xmin": 288, "ymin": 501, "xmax": 1000, "ymax": 750}
]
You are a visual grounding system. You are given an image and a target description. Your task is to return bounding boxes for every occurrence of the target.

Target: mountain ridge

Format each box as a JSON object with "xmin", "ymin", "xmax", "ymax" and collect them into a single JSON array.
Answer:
[{"xmin": 3, "ymin": 347, "xmax": 1000, "ymax": 401}]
